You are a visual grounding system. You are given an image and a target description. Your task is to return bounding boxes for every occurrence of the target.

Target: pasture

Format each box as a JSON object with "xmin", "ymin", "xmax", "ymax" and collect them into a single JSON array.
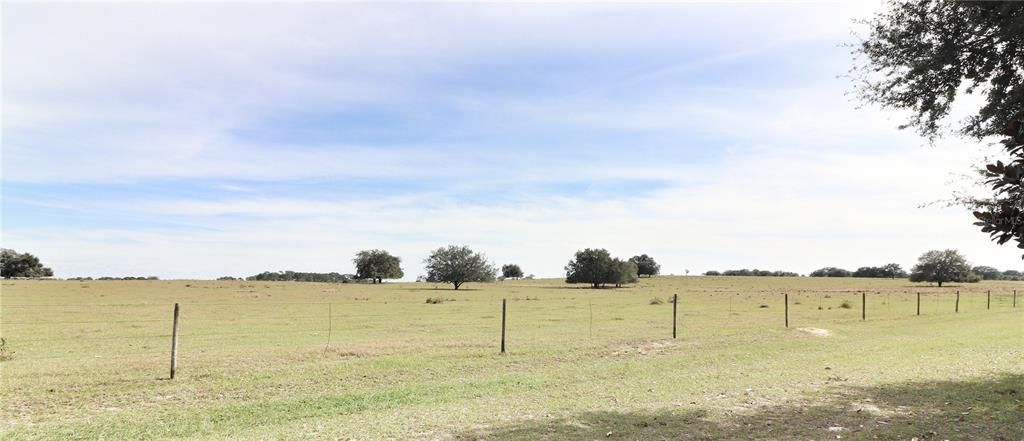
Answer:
[{"xmin": 1, "ymin": 277, "xmax": 1021, "ymax": 440}]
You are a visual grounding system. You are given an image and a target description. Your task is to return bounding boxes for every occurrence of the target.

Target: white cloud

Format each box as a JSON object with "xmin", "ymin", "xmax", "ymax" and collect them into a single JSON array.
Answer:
[{"xmin": 4, "ymin": 1, "xmax": 1020, "ymax": 279}]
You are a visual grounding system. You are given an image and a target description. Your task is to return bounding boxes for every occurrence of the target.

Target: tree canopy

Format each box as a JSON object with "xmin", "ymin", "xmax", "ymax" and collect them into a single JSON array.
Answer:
[
  {"xmin": 246, "ymin": 271, "xmax": 350, "ymax": 283},
  {"xmin": 565, "ymin": 248, "xmax": 639, "ymax": 288},
  {"xmin": 809, "ymin": 267, "xmax": 852, "ymax": 278},
  {"xmin": 0, "ymin": 249, "xmax": 53, "ymax": 279},
  {"xmin": 501, "ymin": 264, "xmax": 524, "ymax": 280},
  {"xmin": 709, "ymin": 269, "xmax": 799, "ymax": 277},
  {"xmin": 628, "ymin": 254, "xmax": 661, "ymax": 277},
  {"xmin": 423, "ymin": 245, "xmax": 497, "ymax": 290},
  {"xmin": 853, "ymin": 1, "xmax": 1024, "ymax": 257},
  {"xmin": 910, "ymin": 249, "xmax": 972, "ymax": 287},
  {"xmin": 607, "ymin": 259, "xmax": 639, "ymax": 288},
  {"xmin": 852, "ymin": 264, "xmax": 908, "ymax": 279},
  {"xmin": 353, "ymin": 249, "xmax": 404, "ymax": 283}
]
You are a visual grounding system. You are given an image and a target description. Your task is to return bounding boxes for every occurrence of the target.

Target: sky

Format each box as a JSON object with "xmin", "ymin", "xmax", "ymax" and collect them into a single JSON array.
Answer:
[{"xmin": 2, "ymin": 2, "xmax": 1021, "ymax": 280}]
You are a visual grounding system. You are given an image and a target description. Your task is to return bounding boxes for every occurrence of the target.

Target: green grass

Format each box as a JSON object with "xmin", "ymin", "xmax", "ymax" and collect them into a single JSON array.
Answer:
[{"xmin": 1, "ymin": 277, "xmax": 1021, "ymax": 440}]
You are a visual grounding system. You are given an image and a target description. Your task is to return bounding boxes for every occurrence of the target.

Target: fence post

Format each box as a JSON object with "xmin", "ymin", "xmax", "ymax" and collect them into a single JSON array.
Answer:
[
  {"xmin": 987, "ymin": 290, "xmax": 991, "ymax": 310},
  {"xmin": 500, "ymin": 298, "xmax": 507, "ymax": 354},
  {"xmin": 1014, "ymin": 290, "xmax": 1017, "ymax": 308},
  {"xmin": 672, "ymin": 293, "xmax": 678, "ymax": 338},
  {"xmin": 862, "ymin": 292, "xmax": 866, "ymax": 321},
  {"xmin": 784, "ymin": 293, "xmax": 789, "ymax": 328},
  {"xmin": 955, "ymin": 290, "xmax": 960, "ymax": 313},
  {"xmin": 170, "ymin": 303, "xmax": 180, "ymax": 380},
  {"xmin": 324, "ymin": 303, "xmax": 333, "ymax": 354},
  {"xmin": 916, "ymin": 292, "xmax": 920, "ymax": 316}
]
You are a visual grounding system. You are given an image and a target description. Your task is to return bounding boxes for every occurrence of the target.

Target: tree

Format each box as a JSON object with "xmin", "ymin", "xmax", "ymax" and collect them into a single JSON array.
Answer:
[
  {"xmin": 606, "ymin": 259, "xmax": 639, "ymax": 288},
  {"xmin": 565, "ymin": 248, "xmax": 615, "ymax": 289},
  {"xmin": 501, "ymin": 264, "xmax": 524, "ymax": 280},
  {"xmin": 853, "ymin": 2, "xmax": 1024, "ymax": 257},
  {"xmin": 423, "ymin": 245, "xmax": 497, "ymax": 290},
  {"xmin": 910, "ymin": 249, "xmax": 972, "ymax": 287},
  {"xmin": 1002, "ymin": 269, "xmax": 1023, "ymax": 280},
  {"xmin": 0, "ymin": 249, "xmax": 53, "ymax": 279},
  {"xmin": 353, "ymin": 249, "xmax": 404, "ymax": 284},
  {"xmin": 628, "ymin": 254, "xmax": 661, "ymax": 277},
  {"xmin": 882, "ymin": 263, "xmax": 906, "ymax": 279},
  {"xmin": 971, "ymin": 265, "xmax": 1003, "ymax": 280},
  {"xmin": 809, "ymin": 267, "xmax": 852, "ymax": 277}
]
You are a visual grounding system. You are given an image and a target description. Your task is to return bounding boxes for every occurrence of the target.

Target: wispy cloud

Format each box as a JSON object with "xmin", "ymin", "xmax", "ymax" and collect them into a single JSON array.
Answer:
[{"xmin": 4, "ymin": 2, "xmax": 1020, "ymax": 279}]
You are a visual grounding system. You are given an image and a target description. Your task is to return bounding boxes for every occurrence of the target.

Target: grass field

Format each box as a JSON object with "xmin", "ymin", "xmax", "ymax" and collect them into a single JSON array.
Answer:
[{"xmin": 1, "ymin": 277, "xmax": 1021, "ymax": 440}]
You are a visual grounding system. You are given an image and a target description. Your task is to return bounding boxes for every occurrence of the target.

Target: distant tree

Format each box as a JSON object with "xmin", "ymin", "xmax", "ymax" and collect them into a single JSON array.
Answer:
[
  {"xmin": 246, "ymin": 271, "xmax": 350, "ymax": 283},
  {"xmin": 852, "ymin": 2, "xmax": 1024, "ymax": 257},
  {"xmin": 565, "ymin": 248, "xmax": 615, "ymax": 289},
  {"xmin": 0, "ymin": 249, "xmax": 53, "ymax": 279},
  {"xmin": 712, "ymin": 268, "xmax": 798, "ymax": 277},
  {"xmin": 910, "ymin": 249, "xmax": 972, "ymax": 287},
  {"xmin": 606, "ymin": 259, "xmax": 639, "ymax": 288},
  {"xmin": 501, "ymin": 264, "xmax": 524, "ymax": 280},
  {"xmin": 628, "ymin": 254, "xmax": 661, "ymax": 278},
  {"xmin": 1002, "ymin": 269, "xmax": 1023, "ymax": 281},
  {"xmin": 809, "ymin": 267, "xmax": 852, "ymax": 278},
  {"xmin": 423, "ymin": 245, "xmax": 497, "ymax": 290},
  {"xmin": 353, "ymin": 249, "xmax": 404, "ymax": 284},
  {"xmin": 971, "ymin": 265, "xmax": 1003, "ymax": 280},
  {"xmin": 882, "ymin": 263, "xmax": 906, "ymax": 279}
]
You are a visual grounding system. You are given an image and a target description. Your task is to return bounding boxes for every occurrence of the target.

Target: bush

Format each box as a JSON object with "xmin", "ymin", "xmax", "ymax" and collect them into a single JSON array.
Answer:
[
  {"xmin": 425, "ymin": 297, "xmax": 445, "ymax": 304},
  {"xmin": 649, "ymin": 297, "xmax": 664, "ymax": 305},
  {"xmin": 839, "ymin": 300, "xmax": 852, "ymax": 309}
]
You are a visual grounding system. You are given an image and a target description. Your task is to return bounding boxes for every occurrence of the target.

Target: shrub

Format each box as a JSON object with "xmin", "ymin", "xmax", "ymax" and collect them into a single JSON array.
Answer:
[
  {"xmin": 839, "ymin": 300, "xmax": 852, "ymax": 309},
  {"xmin": 425, "ymin": 297, "xmax": 445, "ymax": 304},
  {"xmin": 649, "ymin": 297, "xmax": 664, "ymax": 305}
]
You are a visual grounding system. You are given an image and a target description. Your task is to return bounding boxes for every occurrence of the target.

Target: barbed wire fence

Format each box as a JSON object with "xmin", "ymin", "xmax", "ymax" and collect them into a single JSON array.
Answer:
[{"xmin": 0, "ymin": 288, "xmax": 1018, "ymax": 378}]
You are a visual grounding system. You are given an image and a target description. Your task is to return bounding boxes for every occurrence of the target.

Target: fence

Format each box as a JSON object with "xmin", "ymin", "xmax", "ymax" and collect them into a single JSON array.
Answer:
[{"xmin": 0, "ymin": 289, "xmax": 1018, "ymax": 379}]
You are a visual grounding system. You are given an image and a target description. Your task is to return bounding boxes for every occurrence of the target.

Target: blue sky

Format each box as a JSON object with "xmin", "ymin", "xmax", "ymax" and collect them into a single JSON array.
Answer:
[{"xmin": 3, "ymin": 2, "xmax": 1020, "ymax": 279}]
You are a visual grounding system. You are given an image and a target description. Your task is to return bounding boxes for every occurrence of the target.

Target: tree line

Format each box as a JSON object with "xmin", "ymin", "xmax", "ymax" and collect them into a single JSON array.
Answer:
[
  {"xmin": 8, "ymin": 245, "xmax": 1017, "ymax": 289},
  {"xmin": 703, "ymin": 269, "xmax": 799, "ymax": 277}
]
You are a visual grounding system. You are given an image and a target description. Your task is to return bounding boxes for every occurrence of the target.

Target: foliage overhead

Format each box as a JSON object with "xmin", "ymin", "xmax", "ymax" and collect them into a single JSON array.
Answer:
[
  {"xmin": 852, "ymin": 1, "xmax": 1024, "ymax": 256},
  {"xmin": 423, "ymin": 245, "xmax": 497, "ymax": 290},
  {"xmin": 0, "ymin": 249, "xmax": 53, "ymax": 279},
  {"xmin": 353, "ymin": 249, "xmax": 404, "ymax": 283},
  {"xmin": 910, "ymin": 249, "xmax": 973, "ymax": 287}
]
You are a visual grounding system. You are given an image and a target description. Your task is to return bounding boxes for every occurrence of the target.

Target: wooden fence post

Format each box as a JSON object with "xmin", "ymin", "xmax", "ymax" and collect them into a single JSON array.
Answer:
[
  {"xmin": 500, "ymin": 298, "xmax": 507, "ymax": 354},
  {"xmin": 987, "ymin": 290, "xmax": 991, "ymax": 310},
  {"xmin": 916, "ymin": 292, "xmax": 920, "ymax": 316},
  {"xmin": 170, "ymin": 303, "xmax": 180, "ymax": 380},
  {"xmin": 1014, "ymin": 290, "xmax": 1017, "ymax": 308},
  {"xmin": 861, "ymin": 292, "xmax": 866, "ymax": 321},
  {"xmin": 672, "ymin": 293, "xmax": 678, "ymax": 339},
  {"xmin": 955, "ymin": 290, "xmax": 960, "ymax": 313},
  {"xmin": 324, "ymin": 303, "xmax": 333, "ymax": 354},
  {"xmin": 784, "ymin": 293, "xmax": 789, "ymax": 328}
]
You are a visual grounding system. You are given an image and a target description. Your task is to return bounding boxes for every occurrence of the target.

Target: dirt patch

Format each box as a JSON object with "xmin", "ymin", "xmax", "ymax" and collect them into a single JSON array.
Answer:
[
  {"xmin": 609, "ymin": 339, "xmax": 677, "ymax": 357},
  {"xmin": 796, "ymin": 327, "xmax": 831, "ymax": 337}
]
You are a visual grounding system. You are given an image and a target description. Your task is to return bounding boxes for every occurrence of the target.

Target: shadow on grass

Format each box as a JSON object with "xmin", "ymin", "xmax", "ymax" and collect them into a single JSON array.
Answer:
[{"xmin": 456, "ymin": 374, "xmax": 1023, "ymax": 440}]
